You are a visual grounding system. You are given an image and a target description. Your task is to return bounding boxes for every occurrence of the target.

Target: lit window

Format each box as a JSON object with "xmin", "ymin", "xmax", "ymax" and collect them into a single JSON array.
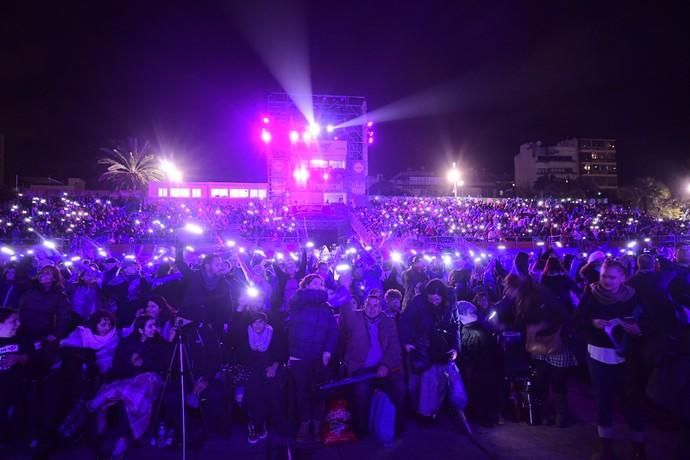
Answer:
[
  {"xmin": 157, "ymin": 188, "xmax": 168, "ymax": 197},
  {"xmin": 310, "ymin": 159, "xmax": 328, "ymax": 168},
  {"xmin": 211, "ymin": 188, "xmax": 229, "ymax": 197},
  {"xmin": 170, "ymin": 188, "xmax": 190, "ymax": 198},
  {"xmin": 192, "ymin": 189, "xmax": 202, "ymax": 198},
  {"xmin": 230, "ymin": 189, "xmax": 249, "ymax": 198}
]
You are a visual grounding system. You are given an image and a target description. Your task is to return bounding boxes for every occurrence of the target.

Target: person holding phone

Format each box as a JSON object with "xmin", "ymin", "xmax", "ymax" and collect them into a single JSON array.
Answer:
[{"xmin": 576, "ymin": 259, "xmax": 645, "ymax": 460}]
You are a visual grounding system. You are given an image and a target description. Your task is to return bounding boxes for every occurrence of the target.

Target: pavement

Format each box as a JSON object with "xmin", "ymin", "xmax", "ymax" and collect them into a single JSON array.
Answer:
[{"xmin": 48, "ymin": 381, "xmax": 687, "ymax": 460}]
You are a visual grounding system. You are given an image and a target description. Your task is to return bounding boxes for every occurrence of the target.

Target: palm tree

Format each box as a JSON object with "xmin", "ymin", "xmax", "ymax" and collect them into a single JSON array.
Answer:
[{"xmin": 98, "ymin": 138, "xmax": 164, "ymax": 190}]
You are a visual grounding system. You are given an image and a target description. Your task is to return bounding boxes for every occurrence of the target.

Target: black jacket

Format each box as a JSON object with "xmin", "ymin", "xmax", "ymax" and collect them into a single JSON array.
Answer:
[
  {"xmin": 287, "ymin": 288, "xmax": 337, "ymax": 360},
  {"xmin": 111, "ymin": 335, "xmax": 169, "ymax": 380},
  {"xmin": 19, "ymin": 284, "xmax": 72, "ymax": 339},
  {"xmin": 400, "ymin": 294, "xmax": 460, "ymax": 362}
]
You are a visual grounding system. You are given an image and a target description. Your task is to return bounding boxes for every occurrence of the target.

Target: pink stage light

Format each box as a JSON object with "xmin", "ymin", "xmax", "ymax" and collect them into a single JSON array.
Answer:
[
  {"xmin": 289, "ymin": 130, "xmax": 299, "ymax": 143},
  {"xmin": 261, "ymin": 129, "xmax": 272, "ymax": 143},
  {"xmin": 368, "ymin": 137, "xmax": 374, "ymax": 144},
  {"xmin": 262, "ymin": 117, "xmax": 270, "ymax": 124},
  {"xmin": 367, "ymin": 121, "xmax": 373, "ymax": 127},
  {"xmin": 293, "ymin": 166, "xmax": 310, "ymax": 184},
  {"xmin": 323, "ymin": 172, "xmax": 329, "ymax": 180}
]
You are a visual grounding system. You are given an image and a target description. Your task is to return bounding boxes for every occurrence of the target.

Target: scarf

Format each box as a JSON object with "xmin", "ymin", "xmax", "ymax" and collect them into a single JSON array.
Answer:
[
  {"xmin": 590, "ymin": 282, "xmax": 635, "ymax": 305},
  {"xmin": 248, "ymin": 324, "xmax": 273, "ymax": 352},
  {"xmin": 61, "ymin": 326, "xmax": 120, "ymax": 373}
]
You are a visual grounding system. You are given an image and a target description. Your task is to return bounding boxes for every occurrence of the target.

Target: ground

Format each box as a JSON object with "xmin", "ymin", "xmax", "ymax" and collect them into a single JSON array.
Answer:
[{"xmin": 49, "ymin": 382, "xmax": 686, "ymax": 460}]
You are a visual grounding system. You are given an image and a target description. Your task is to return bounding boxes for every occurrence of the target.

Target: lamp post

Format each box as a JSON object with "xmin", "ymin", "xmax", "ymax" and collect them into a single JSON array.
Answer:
[{"xmin": 447, "ymin": 162, "xmax": 462, "ymax": 198}]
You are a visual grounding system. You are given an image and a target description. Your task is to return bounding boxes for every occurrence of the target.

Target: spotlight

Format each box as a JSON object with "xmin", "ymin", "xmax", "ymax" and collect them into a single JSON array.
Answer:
[
  {"xmin": 0, "ymin": 247, "xmax": 14, "ymax": 256},
  {"xmin": 226, "ymin": 240, "xmax": 236, "ymax": 247},
  {"xmin": 262, "ymin": 117, "xmax": 270, "ymax": 124},
  {"xmin": 390, "ymin": 251, "xmax": 402, "ymax": 263},
  {"xmin": 326, "ymin": 124, "xmax": 335, "ymax": 133},
  {"xmin": 323, "ymin": 172, "xmax": 329, "ymax": 181},
  {"xmin": 247, "ymin": 286, "xmax": 259, "ymax": 298},
  {"xmin": 367, "ymin": 121, "xmax": 373, "ymax": 127},
  {"xmin": 308, "ymin": 123, "xmax": 321, "ymax": 136},
  {"xmin": 293, "ymin": 166, "xmax": 310, "ymax": 184},
  {"xmin": 43, "ymin": 240, "xmax": 57, "ymax": 250},
  {"xmin": 261, "ymin": 129, "xmax": 272, "ymax": 144},
  {"xmin": 159, "ymin": 159, "xmax": 183, "ymax": 183},
  {"xmin": 184, "ymin": 223, "xmax": 203, "ymax": 235},
  {"xmin": 303, "ymin": 131, "xmax": 312, "ymax": 143},
  {"xmin": 289, "ymin": 130, "xmax": 300, "ymax": 143}
]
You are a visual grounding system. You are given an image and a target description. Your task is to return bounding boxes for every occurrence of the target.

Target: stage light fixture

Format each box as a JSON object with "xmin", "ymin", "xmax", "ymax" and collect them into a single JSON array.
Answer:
[
  {"xmin": 289, "ymin": 130, "xmax": 300, "ymax": 143},
  {"xmin": 308, "ymin": 123, "xmax": 321, "ymax": 136},
  {"xmin": 326, "ymin": 124, "xmax": 335, "ymax": 133},
  {"xmin": 261, "ymin": 129, "xmax": 272, "ymax": 144},
  {"xmin": 293, "ymin": 166, "xmax": 310, "ymax": 184}
]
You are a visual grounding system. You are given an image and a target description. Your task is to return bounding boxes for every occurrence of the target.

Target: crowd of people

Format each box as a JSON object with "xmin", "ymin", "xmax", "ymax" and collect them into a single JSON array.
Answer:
[
  {"xmin": 2, "ymin": 194, "xmax": 689, "ymax": 252},
  {"xmin": 0, "ymin": 193, "xmax": 689, "ymax": 459},
  {"xmin": 0, "ymin": 194, "xmax": 304, "ymax": 246},
  {"xmin": 359, "ymin": 197, "xmax": 690, "ymax": 244},
  {"xmin": 0, "ymin": 234, "xmax": 689, "ymax": 459}
]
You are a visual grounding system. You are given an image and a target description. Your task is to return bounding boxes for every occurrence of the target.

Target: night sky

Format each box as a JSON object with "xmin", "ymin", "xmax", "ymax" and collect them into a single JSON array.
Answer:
[{"xmin": 1, "ymin": 1, "xmax": 689, "ymax": 189}]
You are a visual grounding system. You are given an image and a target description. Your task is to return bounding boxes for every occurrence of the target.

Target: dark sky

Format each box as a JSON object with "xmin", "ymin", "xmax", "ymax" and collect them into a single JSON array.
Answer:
[{"xmin": 1, "ymin": 1, "xmax": 689, "ymax": 188}]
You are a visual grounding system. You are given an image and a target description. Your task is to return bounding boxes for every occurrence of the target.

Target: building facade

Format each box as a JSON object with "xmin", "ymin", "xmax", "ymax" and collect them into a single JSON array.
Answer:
[
  {"xmin": 514, "ymin": 138, "xmax": 617, "ymax": 191},
  {"xmin": 578, "ymin": 138, "xmax": 618, "ymax": 190}
]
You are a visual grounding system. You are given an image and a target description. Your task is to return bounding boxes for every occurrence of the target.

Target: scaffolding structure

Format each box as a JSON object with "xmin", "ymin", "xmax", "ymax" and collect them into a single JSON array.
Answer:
[{"xmin": 265, "ymin": 93, "xmax": 369, "ymax": 205}]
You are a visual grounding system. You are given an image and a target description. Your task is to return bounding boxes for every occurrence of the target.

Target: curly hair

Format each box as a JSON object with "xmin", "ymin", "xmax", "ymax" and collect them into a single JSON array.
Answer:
[{"xmin": 299, "ymin": 273, "xmax": 324, "ymax": 289}]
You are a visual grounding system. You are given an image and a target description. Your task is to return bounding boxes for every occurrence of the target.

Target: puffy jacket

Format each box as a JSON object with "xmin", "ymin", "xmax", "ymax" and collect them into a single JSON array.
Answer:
[
  {"xmin": 287, "ymin": 288, "xmax": 337, "ymax": 360},
  {"xmin": 19, "ymin": 284, "xmax": 72, "ymax": 339}
]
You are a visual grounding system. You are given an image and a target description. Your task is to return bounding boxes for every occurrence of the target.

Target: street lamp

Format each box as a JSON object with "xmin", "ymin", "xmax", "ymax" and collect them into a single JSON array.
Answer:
[{"xmin": 447, "ymin": 162, "xmax": 462, "ymax": 198}]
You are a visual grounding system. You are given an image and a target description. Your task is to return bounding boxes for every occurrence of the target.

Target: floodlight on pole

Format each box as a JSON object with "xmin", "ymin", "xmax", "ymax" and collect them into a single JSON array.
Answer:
[
  {"xmin": 160, "ymin": 159, "xmax": 183, "ymax": 183},
  {"xmin": 447, "ymin": 162, "xmax": 462, "ymax": 198}
]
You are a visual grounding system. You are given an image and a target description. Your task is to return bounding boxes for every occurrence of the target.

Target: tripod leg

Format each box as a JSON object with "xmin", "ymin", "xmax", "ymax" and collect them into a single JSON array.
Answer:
[{"xmin": 149, "ymin": 343, "xmax": 177, "ymax": 446}]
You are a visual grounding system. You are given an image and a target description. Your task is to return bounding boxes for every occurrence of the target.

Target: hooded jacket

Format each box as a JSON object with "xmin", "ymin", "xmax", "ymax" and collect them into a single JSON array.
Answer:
[{"xmin": 287, "ymin": 288, "xmax": 337, "ymax": 360}]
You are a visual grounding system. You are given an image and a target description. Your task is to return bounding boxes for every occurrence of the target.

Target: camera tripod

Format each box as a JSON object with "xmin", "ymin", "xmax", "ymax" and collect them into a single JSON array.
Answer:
[{"xmin": 150, "ymin": 330, "xmax": 206, "ymax": 460}]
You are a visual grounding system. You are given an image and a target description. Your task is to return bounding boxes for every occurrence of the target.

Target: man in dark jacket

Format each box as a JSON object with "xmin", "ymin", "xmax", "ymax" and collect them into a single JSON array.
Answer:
[
  {"xmin": 401, "ymin": 255, "xmax": 428, "ymax": 311},
  {"xmin": 176, "ymin": 248, "xmax": 234, "ymax": 332},
  {"xmin": 339, "ymin": 295, "xmax": 405, "ymax": 436}
]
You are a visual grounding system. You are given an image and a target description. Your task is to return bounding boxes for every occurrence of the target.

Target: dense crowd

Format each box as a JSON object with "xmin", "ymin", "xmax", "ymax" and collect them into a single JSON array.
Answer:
[
  {"xmin": 0, "ymin": 194, "xmax": 303, "ymax": 245},
  {"xmin": 2, "ymin": 195, "xmax": 689, "ymax": 253},
  {"xmin": 359, "ymin": 197, "xmax": 690, "ymax": 243},
  {"xmin": 0, "ymin": 223, "xmax": 689, "ymax": 459}
]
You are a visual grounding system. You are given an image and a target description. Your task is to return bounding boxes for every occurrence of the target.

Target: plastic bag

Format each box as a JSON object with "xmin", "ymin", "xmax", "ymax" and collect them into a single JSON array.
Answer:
[
  {"xmin": 447, "ymin": 362, "xmax": 468, "ymax": 409},
  {"xmin": 323, "ymin": 399, "xmax": 357, "ymax": 445}
]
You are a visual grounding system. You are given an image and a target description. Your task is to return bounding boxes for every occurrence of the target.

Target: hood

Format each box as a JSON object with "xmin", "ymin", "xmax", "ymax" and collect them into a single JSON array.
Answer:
[{"xmin": 291, "ymin": 288, "xmax": 328, "ymax": 308}]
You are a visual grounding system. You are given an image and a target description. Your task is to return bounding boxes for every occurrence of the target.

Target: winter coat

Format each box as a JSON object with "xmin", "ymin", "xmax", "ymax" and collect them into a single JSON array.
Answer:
[
  {"xmin": 287, "ymin": 288, "xmax": 337, "ymax": 360},
  {"xmin": 110, "ymin": 334, "xmax": 169, "ymax": 380},
  {"xmin": 400, "ymin": 293, "xmax": 460, "ymax": 363},
  {"xmin": 339, "ymin": 309, "xmax": 402, "ymax": 375},
  {"xmin": 19, "ymin": 284, "xmax": 72, "ymax": 339}
]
